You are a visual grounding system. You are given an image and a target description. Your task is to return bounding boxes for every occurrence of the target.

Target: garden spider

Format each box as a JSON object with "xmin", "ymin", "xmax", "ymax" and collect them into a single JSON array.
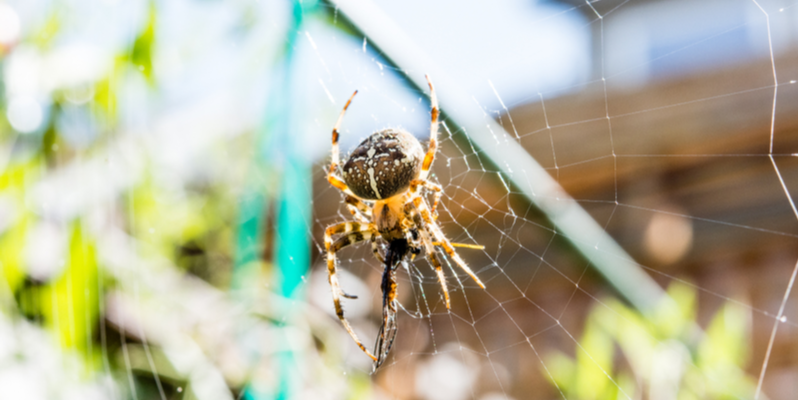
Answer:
[{"xmin": 324, "ymin": 75, "xmax": 486, "ymax": 369}]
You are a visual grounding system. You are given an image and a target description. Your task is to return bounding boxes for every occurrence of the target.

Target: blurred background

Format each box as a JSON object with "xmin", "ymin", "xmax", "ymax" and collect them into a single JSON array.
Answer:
[{"xmin": 0, "ymin": 0, "xmax": 796, "ymax": 399}]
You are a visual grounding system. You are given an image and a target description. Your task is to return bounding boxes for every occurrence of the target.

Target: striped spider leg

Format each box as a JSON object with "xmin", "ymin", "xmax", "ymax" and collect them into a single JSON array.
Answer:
[
  {"xmin": 409, "ymin": 196, "xmax": 486, "ymax": 309},
  {"xmin": 405, "ymin": 201, "xmax": 452, "ymax": 308},
  {"xmin": 324, "ymin": 221, "xmax": 379, "ymax": 362},
  {"xmin": 344, "ymin": 195, "xmax": 384, "ymax": 263},
  {"xmin": 327, "ymin": 90, "xmax": 358, "ymax": 197},
  {"xmin": 419, "ymin": 75, "xmax": 440, "ymax": 182},
  {"xmin": 410, "ymin": 178, "xmax": 443, "ymax": 219}
]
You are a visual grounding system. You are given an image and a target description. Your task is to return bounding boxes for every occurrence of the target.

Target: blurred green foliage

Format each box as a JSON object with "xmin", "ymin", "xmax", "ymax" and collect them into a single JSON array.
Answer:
[
  {"xmin": 545, "ymin": 282, "xmax": 758, "ymax": 400},
  {"xmin": 38, "ymin": 224, "xmax": 101, "ymax": 367},
  {"xmin": 131, "ymin": 2, "xmax": 157, "ymax": 83},
  {"xmin": 129, "ymin": 168, "xmax": 237, "ymax": 286},
  {"xmin": 0, "ymin": 0, "xmax": 201, "ymax": 392},
  {"xmin": 0, "ymin": 160, "xmax": 37, "ymax": 294}
]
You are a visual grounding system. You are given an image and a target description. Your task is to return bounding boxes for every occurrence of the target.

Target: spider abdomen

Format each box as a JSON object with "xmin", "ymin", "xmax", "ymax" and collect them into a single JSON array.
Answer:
[{"xmin": 342, "ymin": 129, "xmax": 424, "ymax": 200}]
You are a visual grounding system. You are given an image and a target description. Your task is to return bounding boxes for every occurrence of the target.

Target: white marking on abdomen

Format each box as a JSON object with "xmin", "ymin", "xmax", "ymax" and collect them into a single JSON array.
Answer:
[{"xmin": 367, "ymin": 168, "xmax": 382, "ymax": 199}]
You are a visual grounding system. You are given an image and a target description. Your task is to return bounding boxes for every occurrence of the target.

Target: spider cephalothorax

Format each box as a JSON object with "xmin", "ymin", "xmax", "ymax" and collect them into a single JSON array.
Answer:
[{"xmin": 324, "ymin": 76, "xmax": 485, "ymax": 370}]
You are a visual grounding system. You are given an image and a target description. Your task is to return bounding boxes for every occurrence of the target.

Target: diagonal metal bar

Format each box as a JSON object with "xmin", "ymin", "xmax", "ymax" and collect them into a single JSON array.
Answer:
[{"xmin": 328, "ymin": 0, "xmax": 665, "ymax": 313}]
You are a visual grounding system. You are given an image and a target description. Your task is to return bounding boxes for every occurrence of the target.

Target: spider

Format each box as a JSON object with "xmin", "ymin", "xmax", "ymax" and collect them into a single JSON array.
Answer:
[{"xmin": 324, "ymin": 75, "xmax": 486, "ymax": 370}]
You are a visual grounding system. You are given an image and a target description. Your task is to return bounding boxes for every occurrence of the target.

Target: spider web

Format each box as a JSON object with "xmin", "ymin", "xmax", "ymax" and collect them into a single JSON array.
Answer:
[
  {"xmin": 304, "ymin": 1, "xmax": 798, "ymax": 399},
  {"xmin": 0, "ymin": 0, "xmax": 796, "ymax": 400}
]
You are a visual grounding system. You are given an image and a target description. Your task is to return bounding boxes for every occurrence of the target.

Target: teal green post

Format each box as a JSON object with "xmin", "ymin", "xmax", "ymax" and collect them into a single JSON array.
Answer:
[
  {"xmin": 232, "ymin": 0, "xmax": 318, "ymax": 398},
  {"xmin": 231, "ymin": 189, "xmax": 267, "ymax": 293},
  {"xmin": 274, "ymin": 159, "xmax": 312, "ymax": 400},
  {"xmin": 275, "ymin": 161, "xmax": 311, "ymax": 299}
]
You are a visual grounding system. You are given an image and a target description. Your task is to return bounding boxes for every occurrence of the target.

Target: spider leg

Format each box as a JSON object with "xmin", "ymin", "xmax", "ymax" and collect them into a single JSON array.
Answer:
[
  {"xmin": 325, "ymin": 221, "xmax": 379, "ymax": 361},
  {"xmin": 343, "ymin": 196, "xmax": 386, "ymax": 263},
  {"xmin": 347, "ymin": 196, "xmax": 390, "ymax": 264},
  {"xmin": 371, "ymin": 236, "xmax": 385, "ymax": 264},
  {"xmin": 327, "ymin": 222, "xmax": 375, "ymax": 298},
  {"xmin": 407, "ymin": 229, "xmax": 422, "ymax": 260},
  {"xmin": 328, "ymin": 173, "xmax": 357, "ymax": 196},
  {"xmin": 328, "ymin": 91, "xmax": 360, "ymax": 196},
  {"xmin": 419, "ymin": 75, "xmax": 439, "ymax": 181},
  {"xmin": 330, "ymin": 90, "xmax": 357, "ymax": 176},
  {"xmin": 407, "ymin": 205, "xmax": 451, "ymax": 309},
  {"xmin": 413, "ymin": 197, "xmax": 486, "ymax": 289},
  {"xmin": 345, "ymin": 195, "xmax": 371, "ymax": 223},
  {"xmin": 410, "ymin": 179, "xmax": 443, "ymax": 219}
]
